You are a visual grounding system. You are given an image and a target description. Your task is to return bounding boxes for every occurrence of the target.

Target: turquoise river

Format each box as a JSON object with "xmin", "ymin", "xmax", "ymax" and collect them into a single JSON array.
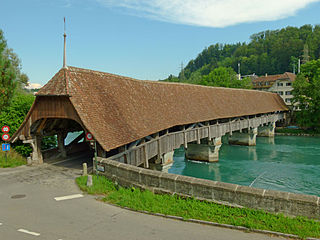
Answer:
[{"xmin": 169, "ymin": 136, "xmax": 320, "ymax": 197}]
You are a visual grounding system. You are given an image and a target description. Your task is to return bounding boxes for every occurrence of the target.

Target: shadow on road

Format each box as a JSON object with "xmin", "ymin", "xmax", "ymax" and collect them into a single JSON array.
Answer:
[{"xmin": 45, "ymin": 150, "xmax": 94, "ymax": 170}]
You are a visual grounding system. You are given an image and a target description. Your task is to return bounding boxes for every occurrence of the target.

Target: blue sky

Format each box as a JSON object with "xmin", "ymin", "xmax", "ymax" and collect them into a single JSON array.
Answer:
[{"xmin": 1, "ymin": 0, "xmax": 320, "ymax": 86}]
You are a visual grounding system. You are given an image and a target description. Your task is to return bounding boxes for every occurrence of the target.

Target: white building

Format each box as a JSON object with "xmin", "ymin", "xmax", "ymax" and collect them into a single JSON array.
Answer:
[{"xmin": 252, "ymin": 72, "xmax": 296, "ymax": 106}]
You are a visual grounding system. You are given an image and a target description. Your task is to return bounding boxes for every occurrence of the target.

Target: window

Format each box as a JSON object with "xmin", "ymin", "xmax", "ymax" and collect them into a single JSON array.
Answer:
[
  {"xmin": 285, "ymin": 98, "xmax": 291, "ymax": 103},
  {"xmin": 286, "ymin": 82, "xmax": 292, "ymax": 86},
  {"xmin": 278, "ymin": 91, "xmax": 283, "ymax": 95},
  {"xmin": 277, "ymin": 82, "xmax": 283, "ymax": 86},
  {"xmin": 285, "ymin": 91, "xmax": 292, "ymax": 95},
  {"xmin": 265, "ymin": 81, "xmax": 269, "ymax": 85}
]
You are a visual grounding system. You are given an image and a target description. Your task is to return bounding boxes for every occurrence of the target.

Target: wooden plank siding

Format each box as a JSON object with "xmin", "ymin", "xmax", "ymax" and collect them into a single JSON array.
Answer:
[
  {"xmin": 12, "ymin": 96, "xmax": 84, "ymax": 142},
  {"xmin": 104, "ymin": 112, "xmax": 284, "ymax": 167}
]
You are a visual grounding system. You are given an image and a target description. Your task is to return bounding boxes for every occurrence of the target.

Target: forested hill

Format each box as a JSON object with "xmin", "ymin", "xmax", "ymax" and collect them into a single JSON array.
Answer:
[{"xmin": 166, "ymin": 25, "xmax": 320, "ymax": 83}]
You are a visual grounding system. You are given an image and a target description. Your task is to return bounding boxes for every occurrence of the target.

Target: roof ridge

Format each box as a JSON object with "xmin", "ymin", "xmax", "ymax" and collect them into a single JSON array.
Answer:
[
  {"xmin": 36, "ymin": 68, "xmax": 69, "ymax": 96},
  {"xmin": 66, "ymin": 66, "xmax": 261, "ymax": 93}
]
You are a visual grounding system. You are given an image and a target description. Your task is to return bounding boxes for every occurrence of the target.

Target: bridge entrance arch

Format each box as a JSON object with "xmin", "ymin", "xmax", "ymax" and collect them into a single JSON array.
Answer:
[{"xmin": 27, "ymin": 118, "xmax": 94, "ymax": 169}]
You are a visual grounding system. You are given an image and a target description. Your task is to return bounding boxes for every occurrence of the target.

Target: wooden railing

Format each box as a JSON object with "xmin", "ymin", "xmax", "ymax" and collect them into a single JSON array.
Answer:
[{"xmin": 103, "ymin": 112, "xmax": 285, "ymax": 167}]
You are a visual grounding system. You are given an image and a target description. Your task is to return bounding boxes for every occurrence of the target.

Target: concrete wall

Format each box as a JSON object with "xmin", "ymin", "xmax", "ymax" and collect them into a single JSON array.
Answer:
[
  {"xmin": 97, "ymin": 157, "xmax": 319, "ymax": 219},
  {"xmin": 269, "ymin": 80, "xmax": 293, "ymax": 105}
]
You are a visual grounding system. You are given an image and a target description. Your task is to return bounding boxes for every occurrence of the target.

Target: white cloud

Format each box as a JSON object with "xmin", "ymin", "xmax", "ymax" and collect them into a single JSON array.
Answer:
[
  {"xmin": 25, "ymin": 83, "xmax": 43, "ymax": 90},
  {"xmin": 97, "ymin": 0, "xmax": 320, "ymax": 27}
]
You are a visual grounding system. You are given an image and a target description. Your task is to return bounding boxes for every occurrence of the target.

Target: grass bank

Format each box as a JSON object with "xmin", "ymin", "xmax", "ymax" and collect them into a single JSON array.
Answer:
[
  {"xmin": 76, "ymin": 175, "xmax": 320, "ymax": 239},
  {"xmin": 0, "ymin": 150, "xmax": 26, "ymax": 168}
]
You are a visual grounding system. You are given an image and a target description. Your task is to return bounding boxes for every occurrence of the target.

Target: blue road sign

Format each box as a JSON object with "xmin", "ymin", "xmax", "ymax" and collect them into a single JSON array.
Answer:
[{"xmin": 2, "ymin": 143, "xmax": 10, "ymax": 151}]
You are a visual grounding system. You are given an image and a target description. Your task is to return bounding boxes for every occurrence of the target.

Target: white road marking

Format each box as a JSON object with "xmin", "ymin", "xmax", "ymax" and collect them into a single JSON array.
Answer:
[
  {"xmin": 54, "ymin": 194, "xmax": 84, "ymax": 201},
  {"xmin": 18, "ymin": 228, "xmax": 40, "ymax": 236}
]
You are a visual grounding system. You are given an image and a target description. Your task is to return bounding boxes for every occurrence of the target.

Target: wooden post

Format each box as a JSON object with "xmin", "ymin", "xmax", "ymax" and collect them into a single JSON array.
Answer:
[
  {"xmin": 143, "ymin": 145, "xmax": 149, "ymax": 169},
  {"xmin": 157, "ymin": 138, "xmax": 162, "ymax": 163},
  {"xmin": 197, "ymin": 128, "xmax": 200, "ymax": 144},
  {"xmin": 24, "ymin": 136, "xmax": 43, "ymax": 164},
  {"xmin": 217, "ymin": 121, "xmax": 221, "ymax": 137},
  {"xmin": 123, "ymin": 145, "xmax": 128, "ymax": 164},
  {"xmin": 206, "ymin": 122, "xmax": 211, "ymax": 141},
  {"xmin": 57, "ymin": 131, "xmax": 67, "ymax": 158},
  {"xmin": 183, "ymin": 126, "xmax": 187, "ymax": 148}
]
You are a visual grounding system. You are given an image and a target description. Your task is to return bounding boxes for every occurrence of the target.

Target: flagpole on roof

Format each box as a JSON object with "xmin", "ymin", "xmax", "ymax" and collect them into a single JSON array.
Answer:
[{"xmin": 63, "ymin": 17, "xmax": 67, "ymax": 69}]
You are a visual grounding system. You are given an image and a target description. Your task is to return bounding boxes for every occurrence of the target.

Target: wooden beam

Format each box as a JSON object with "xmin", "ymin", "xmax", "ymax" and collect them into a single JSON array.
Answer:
[
  {"xmin": 197, "ymin": 128, "xmax": 200, "ymax": 144},
  {"xmin": 143, "ymin": 145, "xmax": 149, "ymax": 168}
]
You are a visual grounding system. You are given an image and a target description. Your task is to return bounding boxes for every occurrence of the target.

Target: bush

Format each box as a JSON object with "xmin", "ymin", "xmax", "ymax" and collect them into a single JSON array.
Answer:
[{"xmin": 0, "ymin": 91, "xmax": 34, "ymax": 156}]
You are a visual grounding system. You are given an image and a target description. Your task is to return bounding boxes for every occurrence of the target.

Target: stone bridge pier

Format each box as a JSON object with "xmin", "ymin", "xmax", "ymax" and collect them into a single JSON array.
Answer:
[
  {"xmin": 227, "ymin": 122, "xmax": 275, "ymax": 146},
  {"xmin": 185, "ymin": 137, "xmax": 222, "ymax": 162},
  {"xmin": 228, "ymin": 128, "xmax": 258, "ymax": 146},
  {"xmin": 149, "ymin": 151, "xmax": 174, "ymax": 172},
  {"xmin": 258, "ymin": 122, "xmax": 276, "ymax": 137}
]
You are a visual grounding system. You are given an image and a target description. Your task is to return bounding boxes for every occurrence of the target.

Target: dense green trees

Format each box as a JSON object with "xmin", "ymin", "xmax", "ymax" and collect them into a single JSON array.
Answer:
[
  {"xmin": 0, "ymin": 30, "xmax": 17, "ymax": 111},
  {"xmin": 200, "ymin": 67, "xmax": 252, "ymax": 89},
  {"xmin": 0, "ymin": 30, "xmax": 29, "ymax": 111},
  {"xmin": 293, "ymin": 59, "xmax": 320, "ymax": 131},
  {"xmin": 0, "ymin": 92, "xmax": 35, "ymax": 156},
  {"xmin": 165, "ymin": 25, "xmax": 320, "ymax": 89},
  {"xmin": 0, "ymin": 29, "xmax": 33, "ymax": 156}
]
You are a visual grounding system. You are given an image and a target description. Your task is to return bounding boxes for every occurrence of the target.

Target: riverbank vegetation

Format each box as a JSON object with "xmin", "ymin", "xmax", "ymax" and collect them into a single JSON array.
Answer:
[
  {"xmin": 77, "ymin": 175, "xmax": 320, "ymax": 239},
  {"xmin": 275, "ymin": 127, "xmax": 320, "ymax": 135}
]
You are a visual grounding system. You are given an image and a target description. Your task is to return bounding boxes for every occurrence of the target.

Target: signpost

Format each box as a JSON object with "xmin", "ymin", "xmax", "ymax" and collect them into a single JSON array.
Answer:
[
  {"xmin": 1, "ymin": 134, "xmax": 10, "ymax": 141},
  {"xmin": 2, "ymin": 144, "xmax": 10, "ymax": 151},
  {"xmin": 85, "ymin": 132, "xmax": 98, "ymax": 176},
  {"xmin": 1, "ymin": 126, "xmax": 10, "ymax": 133},
  {"xmin": 85, "ymin": 132, "xmax": 93, "ymax": 141},
  {"xmin": 1, "ymin": 125, "xmax": 10, "ymax": 165}
]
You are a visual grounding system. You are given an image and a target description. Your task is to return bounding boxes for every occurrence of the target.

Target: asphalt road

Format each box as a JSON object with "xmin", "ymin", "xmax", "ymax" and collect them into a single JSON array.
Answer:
[{"xmin": 0, "ymin": 163, "xmax": 285, "ymax": 240}]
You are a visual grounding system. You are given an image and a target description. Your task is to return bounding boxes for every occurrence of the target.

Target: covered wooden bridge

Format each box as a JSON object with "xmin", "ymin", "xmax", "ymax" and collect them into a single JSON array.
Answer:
[{"xmin": 12, "ymin": 66, "xmax": 288, "ymax": 168}]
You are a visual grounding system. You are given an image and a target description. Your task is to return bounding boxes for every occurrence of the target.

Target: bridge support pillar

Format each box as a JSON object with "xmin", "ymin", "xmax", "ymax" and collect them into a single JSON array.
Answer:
[
  {"xmin": 228, "ymin": 128, "xmax": 257, "ymax": 146},
  {"xmin": 149, "ymin": 151, "xmax": 174, "ymax": 172},
  {"xmin": 57, "ymin": 132, "xmax": 67, "ymax": 158},
  {"xmin": 23, "ymin": 135, "xmax": 43, "ymax": 164},
  {"xmin": 258, "ymin": 122, "xmax": 275, "ymax": 137},
  {"xmin": 185, "ymin": 137, "xmax": 222, "ymax": 162}
]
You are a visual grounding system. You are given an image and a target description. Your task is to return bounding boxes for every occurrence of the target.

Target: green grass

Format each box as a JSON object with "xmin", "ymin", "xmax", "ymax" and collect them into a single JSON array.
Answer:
[
  {"xmin": 76, "ymin": 175, "xmax": 320, "ymax": 239},
  {"xmin": 0, "ymin": 150, "xmax": 26, "ymax": 168}
]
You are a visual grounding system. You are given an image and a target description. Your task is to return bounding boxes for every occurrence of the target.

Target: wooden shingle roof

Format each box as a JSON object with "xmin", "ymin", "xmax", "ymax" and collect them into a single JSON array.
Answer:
[{"xmin": 35, "ymin": 66, "xmax": 288, "ymax": 151}]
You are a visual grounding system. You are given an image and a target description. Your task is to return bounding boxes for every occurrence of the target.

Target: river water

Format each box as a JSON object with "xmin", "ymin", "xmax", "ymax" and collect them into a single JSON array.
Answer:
[{"xmin": 169, "ymin": 136, "xmax": 320, "ymax": 196}]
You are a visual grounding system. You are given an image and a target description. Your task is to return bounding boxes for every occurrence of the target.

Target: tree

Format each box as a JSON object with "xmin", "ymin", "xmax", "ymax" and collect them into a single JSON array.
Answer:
[
  {"xmin": 201, "ymin": 67, "xmax": 252, "ymax": 89},
  {"xmin": 292, "ymin": 59, "xmax": 320, "ymax": 131},
  {"xmin": 0, "ymin": 92, "xmax": 35, "ymax": 156},
  {"xmin": 4, "ymin": 48, "xmax": 29, "ymax": 87},
  {"xmin": 0, "ymin": 29, "xmax": 29, "ymax": 111},
  {"xmin": 0, "ymin": 31, "xmax": 17, "ymax": 111}
]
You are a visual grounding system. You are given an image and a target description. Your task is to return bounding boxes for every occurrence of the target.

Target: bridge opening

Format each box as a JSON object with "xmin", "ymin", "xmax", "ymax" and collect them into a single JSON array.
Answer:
[{"xmin": 30, "ymin": 118, "xmax": 94, "ymax": 169}]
